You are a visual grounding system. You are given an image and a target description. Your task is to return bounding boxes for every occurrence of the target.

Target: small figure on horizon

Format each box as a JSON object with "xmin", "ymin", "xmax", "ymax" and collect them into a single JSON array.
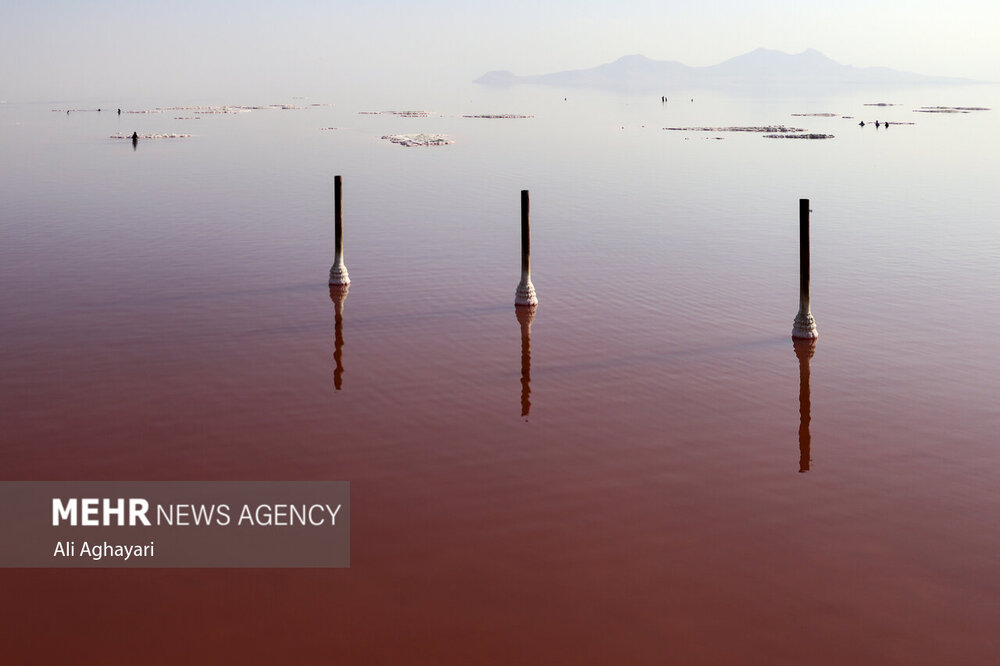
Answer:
[
  {"xmin": 117, "ymin": 108, "xmax": 121, "ymax": 115},
  {"xmin": 875, "ymin": 120, "xmax": 880, "ymax": 128},
  {"xmin": 884, "ymin": 121, "xmax": 889, "ymax": 128},
  {"xmin": 97, "ymin": 108, "xmax": 101, "ymax": 112},
  {"xmin": 859, "ymin": 121, "xmax": 865, "ymax": 127},
  {"xmin": 131, "ymin": 131, "xmax": 138, "ymax": 140}
]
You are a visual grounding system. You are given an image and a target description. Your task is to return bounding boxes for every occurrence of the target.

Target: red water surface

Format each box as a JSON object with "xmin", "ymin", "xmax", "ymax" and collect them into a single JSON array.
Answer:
[
  {"xmin": 2, "ymin": 96, "xmax": 999, "ymax": 664},
  {"xmin": 4, "ymin": 278, "xmax": 998, "ymax": 664}
]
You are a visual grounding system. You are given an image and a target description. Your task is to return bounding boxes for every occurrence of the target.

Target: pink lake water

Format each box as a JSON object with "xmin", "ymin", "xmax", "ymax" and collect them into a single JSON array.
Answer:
[{"xmin": 1, "ymin": 84, "xmax": 999, "ymax": 663}]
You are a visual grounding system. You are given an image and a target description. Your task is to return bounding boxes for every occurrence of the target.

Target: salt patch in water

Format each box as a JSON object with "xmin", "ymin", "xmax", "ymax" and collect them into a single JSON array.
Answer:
[
  {"xmin": 121, "ymin": 105, "xmax": 259, "ymax": 115},
  {"xmin": 914, "ymin": 106, "xmax": 991, "ymax": 113},
  {"xmin": 109, "ymin": 133, "xmax": 193, "ymax": 139},
  {"xmin": 664, "ymin": 126, "xmax": 805, "ymax": 133},
  {"xmin": 462, "ymin": 114, "xmax": 535, "ymax": 119},
  {"xmin": 360, "ymin": 111, "xmax": 434, "ymax": 117},
  {"xmin": 381, "ymin": 133, "xmax": 454, "ymax": 147},
  {"xmin": 763, "ymin": 133, "xmax": 835, "ymax": 139}
]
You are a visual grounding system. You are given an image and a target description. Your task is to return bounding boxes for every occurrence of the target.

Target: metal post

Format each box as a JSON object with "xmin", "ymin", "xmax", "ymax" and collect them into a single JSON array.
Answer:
[
  {"xmin": 792, "ymin": 198, "xmax": 818, "ymax": 338},
  {"xmin": 514, "ymin": 190, "xmax": 538, "ymax": 306},
  {"xmin": 329, "ymin": 175, "xmax": 351, "ymax": 286}
]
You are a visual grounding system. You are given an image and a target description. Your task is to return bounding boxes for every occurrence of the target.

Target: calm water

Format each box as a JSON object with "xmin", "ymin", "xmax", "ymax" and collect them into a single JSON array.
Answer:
[{"xmin": 2, "ymin": 84, "xmax": 999, "ymax": 664}]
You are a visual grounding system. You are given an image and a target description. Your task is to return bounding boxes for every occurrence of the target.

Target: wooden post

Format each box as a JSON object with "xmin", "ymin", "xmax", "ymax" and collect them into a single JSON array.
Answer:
[
  {"xmin": 328, "ymin": 175, "xmax": 351, "ymax": 286},
  {"xmin": 792, "ymin": 198, "xmax": 818, "ymax": 338},
  {"xmin": 514, "ymin": 190, "xmax": 538, "ymax": 306}
]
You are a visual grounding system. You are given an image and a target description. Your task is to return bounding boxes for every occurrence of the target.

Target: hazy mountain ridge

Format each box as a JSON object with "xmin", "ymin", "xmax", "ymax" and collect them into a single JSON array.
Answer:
[{"xmin": 476, "ymin": 48, "xmax": 975, "ymax": 89}]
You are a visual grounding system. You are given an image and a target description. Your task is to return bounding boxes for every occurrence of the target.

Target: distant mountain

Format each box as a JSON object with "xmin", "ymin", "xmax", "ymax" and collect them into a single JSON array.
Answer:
[{"xmin": 476, "ymin": 49, "xmax": 974, "ymax": 90}]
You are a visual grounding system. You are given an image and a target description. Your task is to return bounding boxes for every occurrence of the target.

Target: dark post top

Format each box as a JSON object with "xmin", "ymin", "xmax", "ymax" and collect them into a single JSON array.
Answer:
[
  {"xmin": 799, "ymin": 198, "xmax": 810, "ymax": 300},
  {"xmin": 335, "ymin": 175, "xmax": 343, "ymax": 256},
  {"xmin": 520, "ymin": 190, "xmax": 530, "ymax": 261}
]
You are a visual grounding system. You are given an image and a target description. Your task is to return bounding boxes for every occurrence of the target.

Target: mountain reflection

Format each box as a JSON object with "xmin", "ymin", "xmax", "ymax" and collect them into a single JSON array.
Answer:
[
  {"xmin": 329, "ymin": 285, "xmax": 349, "ymax": 390},
  {"xmin": 516, "ymin": 305, "xmax": 536, "ymax": 419},
  {"xmin": 793, "ymin": 338, "xmax": 815, "ymax": 472}
]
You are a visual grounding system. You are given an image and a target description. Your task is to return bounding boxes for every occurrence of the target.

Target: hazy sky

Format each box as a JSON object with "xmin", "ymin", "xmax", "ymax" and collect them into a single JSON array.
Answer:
[{"xmin": 2, "ymin": 0, "xmax": 997, "ymax": 102}]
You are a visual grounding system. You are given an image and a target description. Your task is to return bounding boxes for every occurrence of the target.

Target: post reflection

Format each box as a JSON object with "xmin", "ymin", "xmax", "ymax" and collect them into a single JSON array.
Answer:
[
  {"xmin": 329, "ymin": 285, "xmax": 349, "ymax": 390},
  {"xmin": 793, "ymin": 337, "xmax": 815, "ymax": 472},
  {"xmin": 515, "ymin": 305, "xmax": 536, "ymax": 419}
]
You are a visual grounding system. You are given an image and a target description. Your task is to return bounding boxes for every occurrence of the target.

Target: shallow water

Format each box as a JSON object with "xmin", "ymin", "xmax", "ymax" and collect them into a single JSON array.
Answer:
[{"xmin": 1, "ymin": 84, "xmax": 999, "ymax": 664}]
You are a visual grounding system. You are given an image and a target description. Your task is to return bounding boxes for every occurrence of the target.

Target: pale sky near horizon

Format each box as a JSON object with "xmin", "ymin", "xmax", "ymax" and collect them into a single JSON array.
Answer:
[{"xmin": 2, "ymin": 0, "xmax": 997, "ymax": 102}]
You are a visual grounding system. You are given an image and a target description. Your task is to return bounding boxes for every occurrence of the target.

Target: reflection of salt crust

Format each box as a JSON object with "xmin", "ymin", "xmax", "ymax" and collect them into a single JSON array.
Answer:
[
  {"xmin": 462, "ymin": 114, "xmax": 534, "ymax": 119},
  {"xmin": 381, "ymin": 134, "xmax": 454, "ymax": 147},
  {"xmin": 110, "ymin": 133, "xmax": 193, "ymax": 139}
]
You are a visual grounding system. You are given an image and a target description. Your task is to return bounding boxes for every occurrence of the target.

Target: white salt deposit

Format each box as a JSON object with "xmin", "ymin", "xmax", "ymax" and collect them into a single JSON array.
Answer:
[
  {"xmin": 914, "ymin": 106, "xmax": 991, "ymax": 113},
  {"xmin": 664, "ymin": 126, "xmax": 805, "ymax": 132},
  {"xmin": 381, "ymin": 133, "xmax": 454, "ymax": 147},
  {"xmin": 462, "ymin": 114, "xmax": 534, "ymax": 119},
  {"xmin": 110, "ymin": 133, "xmax": 193, "ymax": 139},
  {"xmin": 123, "ymin": 106, "xmax": 256, "ymax": 115},
  {"xmin": 360, "ymin": 111, "xmax": 433, "ymax": 117},
  {"xmin": 763, "ymin": 133, "xmax": 835, "ymax": 139}
]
